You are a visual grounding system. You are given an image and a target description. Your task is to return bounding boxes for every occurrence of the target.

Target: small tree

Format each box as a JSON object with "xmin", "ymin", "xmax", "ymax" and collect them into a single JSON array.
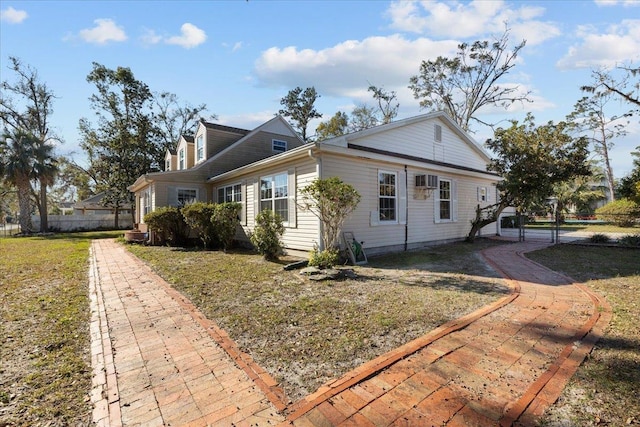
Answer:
[
  {"xmin": 299, "ymin": 177, "xmax": 361, "ymax": 250},
  {"xmin": 182, "ymin": 202, "xmax": 217, "ymax": 249},
  {"xmin": 211, "ymin": 202, "xmax": 242, "ymax": 252},
  {"xmin": 278, "ymin": 86, "xmax": 322, "ymax": 142},
  {"xmin": 596, "ymin": 199, "xmax": 640, "ymax": 227},
  {"xmin": 249, "ymin": 210, "xmax": 285, "ymax": 260}
]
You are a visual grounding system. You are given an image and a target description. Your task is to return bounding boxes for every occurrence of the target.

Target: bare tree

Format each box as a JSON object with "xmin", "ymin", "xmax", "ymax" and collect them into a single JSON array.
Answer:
[
  {"xmin": 582, "ymin": 64, "xmax": 640, "ymax": 109},
  {"xmin": 153, "ymin": 91, "xmax": 212, "ymax": 152},
  {"xmin": 409, "ymin": 26, "xmax": 531, "ymax": 132}
]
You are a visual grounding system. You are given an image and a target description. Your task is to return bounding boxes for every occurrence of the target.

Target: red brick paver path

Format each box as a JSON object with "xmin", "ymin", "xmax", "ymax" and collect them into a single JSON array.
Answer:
[
  {"xmin": 90, "ymin": 239, "xmax": 610, "ymax": 426},
  {"xmin": 284, "ymin": 241, "xmax": 611, "ymax": 426},
  {"xmin": 89, "ymin": 239, "xmax": 285, "ymax": 426}
]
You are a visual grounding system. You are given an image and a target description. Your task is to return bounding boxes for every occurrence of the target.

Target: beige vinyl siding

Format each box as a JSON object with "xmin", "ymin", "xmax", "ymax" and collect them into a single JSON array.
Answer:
[
  {"xmin": 204, "ymin": 127, "xmax": 246, "ymax": 160},
  {"xmin": 347, "ymin": 118, "xmax": 488, "ymax": 172},
  {"xmin": 321, "ymin": 154, "xmax": 499, "ymax": 254},
  {"xmin": 215, "ymin": 157, "xmax": 319, "ymax": 252},
  {"xmin": 203, "ymin": 132, "xmax": 304, "ymax": 179}
]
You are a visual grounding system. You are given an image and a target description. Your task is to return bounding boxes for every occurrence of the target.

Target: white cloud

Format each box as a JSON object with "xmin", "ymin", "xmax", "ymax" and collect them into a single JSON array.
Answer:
[
  {"xmin": 254, "ymin": 34, "xmax": 458, "ymax": 97},
  {"xmin": 140, "ymin": 28, "xmax": 162, "ymax": 46},
  {"xmin": 165, "ymin": 23, "xmax": 206, "ymax": 49},
  {"xmin": 557, "ymin": 20, "xmax": 640, "ymax": 69},
  {"xmin": 594, "ymin": 0, "xmax": 640, "ymax": 6},
  {"xmin": 0, "ymin": 6, "xmax": 27, "ymax": 23},
  {"xmin": 386, "ymin": 0, "xmax": 560, "ymax": 46},
  {"xmin": 78, "ymin": 19, "xmax": 127, "ymax": 45}
]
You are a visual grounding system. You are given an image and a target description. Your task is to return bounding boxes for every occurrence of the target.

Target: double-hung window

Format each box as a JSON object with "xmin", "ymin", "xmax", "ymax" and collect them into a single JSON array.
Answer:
[
  {"xmin": 179, "ymin": 149, "xmax": 185, "ymax": 170},
  {"xmin": 260, "ymin": 172, "xmax": 288, "ymax": 221},
  {"xmin": 217, "ymin": 184, "xmax": 242, "ymax": 203},
  {"xmin": 196, "ymin": 135, "xmax": 204, "ymax": 162},
  {"xmin": 177, "ymin": 188, "xmax": 197, "ymax": 206},
  {"xmin": 142, "ymin": 187, "xmax": 152, "ymax": 216},
  {"xmin": 378, "ymin": 171, "xmax": 397, "ymax": 222},
  {"xmin": 439, "ymin": 179, "xmax": 452, "ymax": 220}
]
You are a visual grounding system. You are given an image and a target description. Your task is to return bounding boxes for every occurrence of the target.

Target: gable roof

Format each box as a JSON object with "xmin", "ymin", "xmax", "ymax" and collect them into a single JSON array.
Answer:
[{"xmin": 200, "ymin": 121, "xmax": 250, "ymax": 136}]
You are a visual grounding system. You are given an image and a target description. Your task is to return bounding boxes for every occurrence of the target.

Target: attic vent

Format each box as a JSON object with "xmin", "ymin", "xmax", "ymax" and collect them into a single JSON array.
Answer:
[
  {"xmin": 434, "ymin": 124, "xmax": 442, "ymax": 143},
  {"xmin": 427, "ymin": 174, "xmax": 438, "ymax": 188}
]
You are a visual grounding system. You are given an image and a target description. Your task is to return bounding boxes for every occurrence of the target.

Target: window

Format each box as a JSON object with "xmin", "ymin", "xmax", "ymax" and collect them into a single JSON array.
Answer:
[
  {"xmin": 217, "ymin": 184, "xmax": 242, "ymax": 203},
  {"xmin": 177, "ymin": 188, "xmax": 197, "ymax": 206},
  {"xmin": 165, "ymin": 158, "xmax": 171, "ymax": 171},
  {"xmin": 196, "ymin": 135, "xmax": 204, "ymax": 162},
  {"xmin": 260, "ymin": 172, "xmax": 288, "ymax": 221},
  {"xmin": 439, "ymin": 179, "xmax": 452, "ymax": 220},
  {"xmin": 378, "ymin": 171, "xmax": 397, "ymax": 222},
  {"xmin": 478, "ymin": 186, "xmax": 487, "ymax": 202},
  {"xmin": 272, "ymin": 139, "xmax": 287, "ymax": 153},
  {"xmin": 179, "ymin": 148, "xmax": 185, "ymax": 170},
  {"xmin": 142, "ymin": 187, "xmax": 152, "ymax": 216}
]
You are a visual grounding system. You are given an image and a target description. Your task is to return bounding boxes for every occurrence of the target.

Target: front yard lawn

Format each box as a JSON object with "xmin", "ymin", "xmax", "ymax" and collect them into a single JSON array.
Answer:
[{"xmin": 128, "ymin": 239, "xmax": 510, "ymax": 401}]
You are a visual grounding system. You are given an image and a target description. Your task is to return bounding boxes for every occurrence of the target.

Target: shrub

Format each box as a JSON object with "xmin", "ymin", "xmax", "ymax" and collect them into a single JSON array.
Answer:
[
  {"xmin": 308, "ymin": 247, "xmax": 340, "ymax": 269},
  {"xmin": 595, "ymin": 199, "xmax": 640, "ymax": 227},
  {"xmin": 182, "ymin": 202, "xmax": 217, "ymax": 248},
  {"xmin": 619, "ymin": 234, "xmax": 640, "ymax": 247},
  {"xmin": 249, "ymin": 210, "xmax": 284, "ymax": 260},
  {"xmin": 212, "ymin": 202, "xmax": 242, "ymax": 251},
  {"xmin": 589, "ymin": 233, "xmax": 610, "ymax": 244},
  {"xmin": 144, "ymin": 207, "xmax": 189, "ymax": 246}
]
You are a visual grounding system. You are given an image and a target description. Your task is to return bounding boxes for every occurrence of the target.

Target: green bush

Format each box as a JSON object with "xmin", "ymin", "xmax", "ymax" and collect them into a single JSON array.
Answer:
[
  {"xmin": 619, "ymin": 234, "xmax": 640, "ymax": 247},
  {"xmin": 308, "ymin": 247, "xmax": 340, "ymax": 269},
  {"xmin": 249, "ymin": 210, "xmax": 285, "ymax": 260},
  {"xmin": 143, "ymin": 207, "xmax": 189, "ymax": 246},
  {"xmin": 589, "ymin": 233, "xmax": 610, "ymax": 244},
  {"xmin": 212, "ymin": 202, "xmax": 242, "ymax": 251},
  {"xmin": 182, "ymin": 202, "xmax": 217, "ymax": 248},
  {"xmin": 596, "ymin": 199, "xmax": 640, "ymax": 227}
]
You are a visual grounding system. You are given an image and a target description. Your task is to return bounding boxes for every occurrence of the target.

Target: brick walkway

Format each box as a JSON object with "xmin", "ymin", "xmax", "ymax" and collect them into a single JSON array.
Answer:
[
  {"xmin": 285, "ymin": 241, "xmax": 611, "ymax": 426},
  {"xmin": 90, "ymin": 239, "xmax": 610, "ymax": 426},
  {"xmin": 89, "ymin": 239, "xmax": 285, "ymax": 426}
]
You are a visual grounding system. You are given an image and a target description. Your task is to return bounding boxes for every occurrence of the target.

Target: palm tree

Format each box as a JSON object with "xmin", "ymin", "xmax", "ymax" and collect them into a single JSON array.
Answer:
[{"xmin": 0, "ymin": 129, "xmax": 41, "ymax": 233}]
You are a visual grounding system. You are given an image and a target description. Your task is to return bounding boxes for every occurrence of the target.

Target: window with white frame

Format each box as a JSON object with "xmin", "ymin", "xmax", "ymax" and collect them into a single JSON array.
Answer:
[
  {"xmin": 196, "ymin": 135, "xmax": 204, "ymax": 162},
  {"xmin": 217, "ymin": 183, "xmax": 242, "ymax": 203},
  {"xmin": 177, "ymin": 188, "xmax": 197, "ymax": 206},
  {"xmin": 478, "ymin": 186, "xmax": 488, "ymax": 202},
  {"xmin": 260, "ymin": 172, "xmax": 288, "ymax": 221},
  {"xmin": 142, "ymin": 187, "xmax": 152, "ymax": 216},
  {"xmin": 439, "ymin": 179, "xmax": 452, "ymax": 220},
  {"xmin": 179, "ymin": 148, "xmax": 185, "ymax": 170},
  {"xmin": 165, "ymin": 158, "xmax": 171, "ymax": 171},
  {"xmin": 272, "ymin": 139, "xmax": 287, "ymax": 153},
  {"xmin": 378, "ymin": 171, "xmax": 397, "ymax": 222}
]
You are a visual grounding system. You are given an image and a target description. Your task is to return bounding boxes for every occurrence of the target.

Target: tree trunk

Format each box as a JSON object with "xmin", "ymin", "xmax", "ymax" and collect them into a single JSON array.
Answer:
[
  {"xmin": 39, "ymin": 177, "xmax": 48, "ymax": 232},
  {"xmin": 466, "ymin": 201, "xmax": 507, "ymax": 242},
  {"xmin": 16, "ymin": 175, "xmax": 33, "ymax": 234}
]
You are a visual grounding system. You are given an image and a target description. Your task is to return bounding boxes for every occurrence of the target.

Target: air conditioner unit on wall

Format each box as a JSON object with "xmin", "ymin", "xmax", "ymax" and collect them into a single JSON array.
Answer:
[
  {"xmin": 427, "ymin": 174, "xmax": 438, "ymax": 188},
  {"xmin": 415, "ymin": 174, "xmax": 426, "ymax": 188}
]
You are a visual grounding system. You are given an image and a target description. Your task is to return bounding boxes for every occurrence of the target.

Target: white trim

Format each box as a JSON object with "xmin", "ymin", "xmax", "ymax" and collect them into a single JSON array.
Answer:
[{"xmin": 377, "ymin": 169, "xmax": 398, "ymax": 224}]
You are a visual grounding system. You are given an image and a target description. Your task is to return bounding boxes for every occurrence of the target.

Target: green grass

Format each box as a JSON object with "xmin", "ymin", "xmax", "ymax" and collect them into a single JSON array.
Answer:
[
  {"xmin": 527, "ymin": 245, "xmax": 640, "ymax": 426},
  {"xmin": 128, "ymin": 239, "xmax": 510, "ymax": 400},
  {"xmin": 0, "ymin": 230, "xmax": 122, "ymax": 426}
]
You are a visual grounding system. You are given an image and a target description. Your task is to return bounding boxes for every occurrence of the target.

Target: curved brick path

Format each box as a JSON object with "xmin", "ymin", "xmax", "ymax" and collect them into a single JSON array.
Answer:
[
  {"xmin": 89, "ymin": 239, "xmax": 610, "ymax": 426},
  {"xmin": 285, "ymin": 241, "xmax": 611, "ymax": 426}
]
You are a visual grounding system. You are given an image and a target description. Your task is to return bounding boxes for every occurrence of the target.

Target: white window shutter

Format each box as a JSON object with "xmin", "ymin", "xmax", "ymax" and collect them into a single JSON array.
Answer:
[
  {"xmin": 241, "ymin": 182, "xmax": 247, "ymax": 226},
  {"xmin": 452, "ymin": 180, "xmax": 458, "ymax": 222},
  {"xmin": 288, "ymin": 168, "xmax": 297, "ymax": 228},
  {"xmin": 398, "ymin": 170, "xmax": 407, "ymax": 225},
  {"xmin": 253, "ymin": 179, "xmax": 259, "ymax": 223},
  {"xmin": 434, "ymin": 180, "xmax": 441, "ymax": 223}
]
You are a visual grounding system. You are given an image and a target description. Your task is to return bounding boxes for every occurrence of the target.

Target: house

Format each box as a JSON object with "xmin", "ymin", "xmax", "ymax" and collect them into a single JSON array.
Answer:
[
  {"xmin": 129, "ymin": 112, "xmax": 502, "ymax": 255},
  {"xmin": 73, "ymin": 192, "xmax": 132, "ymax": 216}
]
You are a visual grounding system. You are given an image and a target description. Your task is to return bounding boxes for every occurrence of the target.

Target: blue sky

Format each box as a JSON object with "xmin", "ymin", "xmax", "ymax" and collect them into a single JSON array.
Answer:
[{"xmin": 1, "ymin": 0, "xmax": 639, "ymax": 178}]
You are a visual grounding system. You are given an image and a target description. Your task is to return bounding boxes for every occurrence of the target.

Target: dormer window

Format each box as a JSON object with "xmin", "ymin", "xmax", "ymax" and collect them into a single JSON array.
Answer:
[
  {"xmin": 196, "ymin": 135, "xmax": 204, "ymax": 162},
  {"xmin": 179, "ymin": 148, "xmax": 185, "ymax": 170},
  {"xmin": 165, "ymin": 158, "xmax": 171, "ymax": 171},
  {"xmin": 272, "ymin": 139, "xmax": 287, "ymax": 153}
]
